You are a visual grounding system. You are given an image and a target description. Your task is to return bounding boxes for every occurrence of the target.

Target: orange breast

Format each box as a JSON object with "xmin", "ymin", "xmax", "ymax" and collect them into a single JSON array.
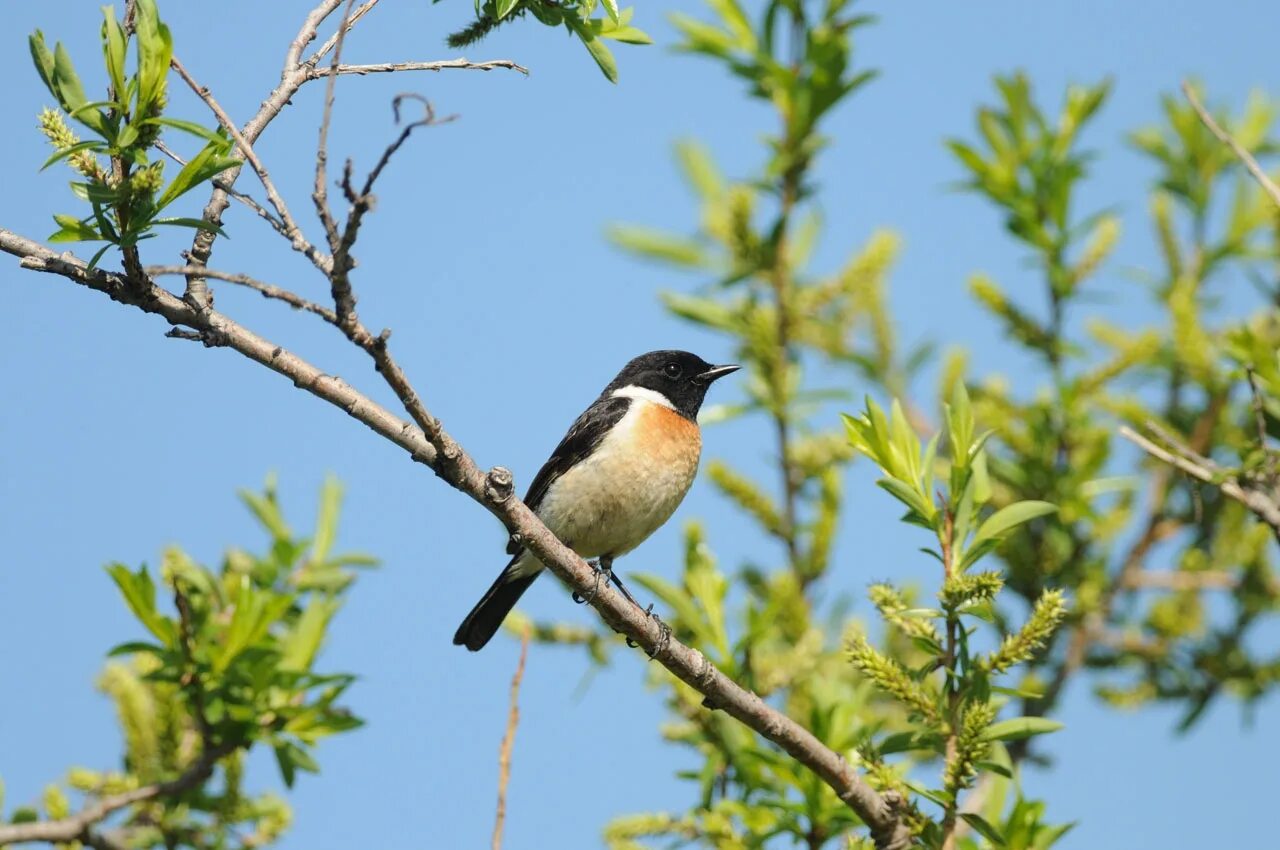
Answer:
[{"xmin": 635, "ymin": 401, "xmax": 702, "ymax": 463}]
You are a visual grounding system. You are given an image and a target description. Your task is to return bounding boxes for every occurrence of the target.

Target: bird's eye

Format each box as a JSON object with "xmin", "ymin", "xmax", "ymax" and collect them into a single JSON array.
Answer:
[{"xmin": 664, "ymin": 362, "xmax": 683, "ymax": 379}]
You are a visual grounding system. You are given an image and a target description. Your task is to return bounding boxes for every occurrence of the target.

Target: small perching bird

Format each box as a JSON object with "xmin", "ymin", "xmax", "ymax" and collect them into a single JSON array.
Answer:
[{"xmin": 453, "ymin": 350, "xmax": 739, "ymax": 651}]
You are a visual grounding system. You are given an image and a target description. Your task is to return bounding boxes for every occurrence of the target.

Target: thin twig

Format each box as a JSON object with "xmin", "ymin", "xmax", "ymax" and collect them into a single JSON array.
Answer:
[
  {"xmin": 314, "ymin": 0, "xmax": 355, "ymax": 253},
  {"xmin": 305, "ymin": 0, "xmax": 382, "ymax": 66},
  {"xmin": 308, "ymin": 58, "xmax": 530, "ymax": 78},
  {"xmin": 329, "ymin": 96, "xmax": 453, "ymax": 332},
  {"xmin": 183, "ymin": 0, "xmax": 353, "ymax": 303},
  {"xmin": 0, "ymin": 742, "xmax": 236, "ymax": 846},
  {"xmin": 146, "ymin": 265, "xmax": 337, "ymax": 322},
  {"xmin": 170, "ymin": 56, "xmax": 329, "ymax": 273},
  {"xmin": 1182, "ymin": 80, "xmax": 1280, "ymax": 212},
  {"xmin": 492, "ymin": 628, "xmax": 530, "ymax": 850},
  {"xmin": 1119, "ymin": 425, "xmax": 1280, "ymax": 535}
]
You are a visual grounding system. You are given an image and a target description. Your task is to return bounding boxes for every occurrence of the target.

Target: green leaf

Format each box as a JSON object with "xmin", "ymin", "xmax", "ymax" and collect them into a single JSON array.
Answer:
[
  {"xmin": 960, "ymin": 812, "xmax": 1007, "ymax": 846},
  {"xmin": 48, "ymin": 214, "xmax": 102, "ymax": 243},
  {"xmin": 280, "ymin": 597, "xmax": 341, "ymax": 672},
  {"xmin": 311, "ymin": 477, "xmax": 343, "ymax": 565},
  {"xmin": 607, "ymin": 225, "xmax": 707, "ymax": 267},
  {"xmin": 40, "ymin": 140, "xmax": 102, "ymax": 171},
  {"xmin": 981, "ymin": 716, "xmax": 1064, "ymax": 742},
  {"xmin": 597, "ymin": 25, "xmax": 652, "ymax": 44},
  {"xmin": 154, "ymin": 143, "xmax": 240, "ymax": 211},
  {"xmin": 969, "ymin": 501, "xmax": 1057, "ymax": 553},
  {"xmin": 29, "ymin": 31, "xmax": 57, "ymax": 97},
  {"xmin": 600, "ymin": 0, "xmax": 619, "ymax": 23},
  {"xmin": 105, "ymin": 563, "xmax": 175, "ymax": 645},
  {"xmin": 133, "ymin": 0, "xmax": 173, "ymax": 115},
  {"xmin": 102, "ymin": 7, "xmax": 128, "ymax": 98},
  {"xmin": 150, "ymin": 217, "xmax": 227, "ymax": 236},
  {"xmin": 568, "ymin": 18, "xmax": 618, "ymax": 83},
  {"xmin": 107, "ymin": 640, "xmax": 168, "ymax": 658},
  {"xmin": 140, "ymin": 116, "xmax": 227, "ymax": 145},
  {"xmin": 494, "ymin": 0, "xmax": 520, "ymax": 21},
  {"xmin": 10, "ymin": 806, "xmax": 39, "ymax": 825}
]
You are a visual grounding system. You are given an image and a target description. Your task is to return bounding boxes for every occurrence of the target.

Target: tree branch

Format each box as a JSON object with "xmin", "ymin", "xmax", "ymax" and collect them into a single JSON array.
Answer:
[
  {"xmin": 0, "ymin": 222, "xmax": 912, "ymax": 850},
  {"xmin": 1119, "ymin": 424, "xmax": 1280, "ymax": 537},
  {"xmin": 145, "ymin": 265, "xmax": 337, "ymax": 322},
  {"xmin": 170, "ymin": 55, "xmax": 329, "ymax": 273},
  {"xmin": 0, "ymin": 742, "xmax": 236, "ymax": 846},
  {"xmin": 307, "ymin": 58, "xmax": 530, "ymax": 78},
  {"xmin": 1182, "ymin": 80, "xmax": 1280, "ymax": 212},
  {"xmin": 492, "ymin": 628, "xmax": 529, "ymax": 850},
  {"xmin": 183, "ymin": 0, "xmax": 350, "ymax": 307},
  {"xmin": 313, "ymin": 0, "xmax": 354, "ymax": 253}
]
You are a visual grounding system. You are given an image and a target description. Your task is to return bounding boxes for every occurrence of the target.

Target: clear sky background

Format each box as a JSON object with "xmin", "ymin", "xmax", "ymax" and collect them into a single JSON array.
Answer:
[{"xmin": 2, "ymin": 1, "xmax": 1278, "ymax": 848}]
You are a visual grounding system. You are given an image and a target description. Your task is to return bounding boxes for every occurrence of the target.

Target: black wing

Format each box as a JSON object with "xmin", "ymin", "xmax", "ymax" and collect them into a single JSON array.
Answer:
[{"xmin": 506, "ymin": 395, "xmax": 631, "ymax": 555}]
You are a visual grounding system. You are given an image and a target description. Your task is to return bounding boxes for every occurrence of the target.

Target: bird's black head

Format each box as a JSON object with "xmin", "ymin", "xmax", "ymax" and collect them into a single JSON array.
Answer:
[{"xmin": 604, "ymin": 350, "xmax": 740, "ymax": 420}]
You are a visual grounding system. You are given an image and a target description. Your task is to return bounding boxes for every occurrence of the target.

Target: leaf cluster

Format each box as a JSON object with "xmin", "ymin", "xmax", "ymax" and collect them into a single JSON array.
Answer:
[
  {"xmin": 30, "ymin": 0, "xmax": 238, "ymax": 267},
  {"xmin": 0, "ymin": 479, "xmax": 373, "ymax": 848}
]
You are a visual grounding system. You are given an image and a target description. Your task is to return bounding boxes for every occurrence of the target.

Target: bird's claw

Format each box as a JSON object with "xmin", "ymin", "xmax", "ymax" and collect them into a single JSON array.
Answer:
[
  {"xmin": 626, "ymin": 603, "xmax": 671, "ymax": 658},
  {"xmin": 572, "ymin": 560, "xmax": 607, "ymax": 605}
]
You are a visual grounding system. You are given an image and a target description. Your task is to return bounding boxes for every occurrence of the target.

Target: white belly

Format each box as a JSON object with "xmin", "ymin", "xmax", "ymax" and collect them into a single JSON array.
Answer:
[{"xmin": 534, "ymin": 399, "xmax": 701, "ymax": 561}]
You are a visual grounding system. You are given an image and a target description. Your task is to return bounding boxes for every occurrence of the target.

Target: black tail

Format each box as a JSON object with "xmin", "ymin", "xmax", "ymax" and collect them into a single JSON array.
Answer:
[{"xmin": 453, "ymin": 568, "xmax": 539, "ymax": 651}]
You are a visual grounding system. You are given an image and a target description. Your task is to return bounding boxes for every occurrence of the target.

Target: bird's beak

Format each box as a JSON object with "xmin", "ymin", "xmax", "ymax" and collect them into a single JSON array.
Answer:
[{"xmin": 695, "ymin": 364, "xmax": 741, "ymax": 384}]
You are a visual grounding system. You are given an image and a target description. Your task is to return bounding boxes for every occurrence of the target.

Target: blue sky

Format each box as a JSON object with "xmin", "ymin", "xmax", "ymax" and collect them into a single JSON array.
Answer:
[{"xmin": 2, "ymin": 1, "xmax": 1278, "ymax": 848}]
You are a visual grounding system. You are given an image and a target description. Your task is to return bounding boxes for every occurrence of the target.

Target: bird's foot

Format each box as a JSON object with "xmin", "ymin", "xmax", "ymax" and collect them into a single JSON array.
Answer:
[
  {"xmin": 572, "ymin": 559, "xmax": 609, "ymax": 605},
  {"xmin": 626, "ymin": 603, "xmax": 672, "ymax": 659}
]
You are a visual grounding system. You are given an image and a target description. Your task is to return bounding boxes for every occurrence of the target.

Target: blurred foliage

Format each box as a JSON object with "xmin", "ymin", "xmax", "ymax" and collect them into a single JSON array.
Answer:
[
  {"xmin": 29, "ymin": 0, "xmax": 239, "ymax": 269},
  {"xmin": 0, "ymin": 478, "xmax": 374, "ymax": 848},
  {"xmin": 439, "ymin": 0, "xmax": 651, "ymax": 82},
  {"xmin": 526, "ymin": 0, "xmax": 1280, "ymax": 847}
]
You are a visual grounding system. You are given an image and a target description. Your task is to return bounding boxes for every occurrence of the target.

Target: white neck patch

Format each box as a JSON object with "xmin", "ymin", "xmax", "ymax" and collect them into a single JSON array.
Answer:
[{"xmin": 611, "ymin": 385, "xmax": 676, "ymax": 410}]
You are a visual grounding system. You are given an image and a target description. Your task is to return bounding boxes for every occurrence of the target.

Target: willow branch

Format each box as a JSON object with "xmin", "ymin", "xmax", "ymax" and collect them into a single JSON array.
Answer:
[
  {"xmin": 308, "ymin": 58, "xmax": 530, "ymax": 78},
  {"xmin": 0, "ymin": 223, "xmax": 912, "ymax": 850},
  {"xmin": 145, "ymin": 265, "xmax": 336, "ymax": 322},
  {"xmin": 313, "ymin": 0, "xmax": 354, "ymax": 253},
  {"xmin": 0, "ymin": 743, "xmax": 236, "ymax": 846}
]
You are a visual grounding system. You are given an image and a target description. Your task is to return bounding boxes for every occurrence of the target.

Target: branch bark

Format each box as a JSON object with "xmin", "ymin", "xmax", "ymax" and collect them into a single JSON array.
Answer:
[
  {"xmin": 1119, "ymin": 424, "xmax": 1280, "ymax": 538},
  {"xmin": 0, "ymin": 743, "xmax": 236, "ymax": 846}
]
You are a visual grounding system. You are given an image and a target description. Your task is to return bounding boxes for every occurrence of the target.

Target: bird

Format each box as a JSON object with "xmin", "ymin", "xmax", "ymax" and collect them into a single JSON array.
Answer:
[{"xmin": 453, "ymin": 350, "xmax": 740, "ymax": 651}]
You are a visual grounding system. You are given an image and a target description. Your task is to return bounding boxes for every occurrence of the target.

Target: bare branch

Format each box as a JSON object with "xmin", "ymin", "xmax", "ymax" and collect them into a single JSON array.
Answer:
[
  {"xmin": 0, "ymin": 742, "xmax": 236, "ymax": 846},
  {"xmin": 170, "ymin": 56, "xmax": 329, "ymax": 273},
  {"xmin": 1183, "ymin": 80, "xmax": 1280, "ymax": 212},
  {"xmin": 492, "ymin": 628, "xmax": 529, "ymax": 850},
  {"xmin": 308, "ymin": 58, "xmax": 530, "ymax": 78},
  {"xmin": 0, "ymin": 223, "xmax": 912, "ymax": 850},
  {"xmin": 1119, "ymin": 424, "xmax": 1280, "ymax": 536},
  {"xmin": 313, "ymin": 0, "xmax": 356, "ymax": 253},
  {"xmin": 185, "ymin": 0, "xmax": 354, "ymax": 305},
  {"xmin": 305, "ymin": 0, "xmax": 382, "ymax": 66},
  {"xmin": 285, "ymin": 0, "xmax": 349, "ymax": 69},
  {"xmin": 146, "ymin": 265, "xmax": 337, "ymax": 322}
]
